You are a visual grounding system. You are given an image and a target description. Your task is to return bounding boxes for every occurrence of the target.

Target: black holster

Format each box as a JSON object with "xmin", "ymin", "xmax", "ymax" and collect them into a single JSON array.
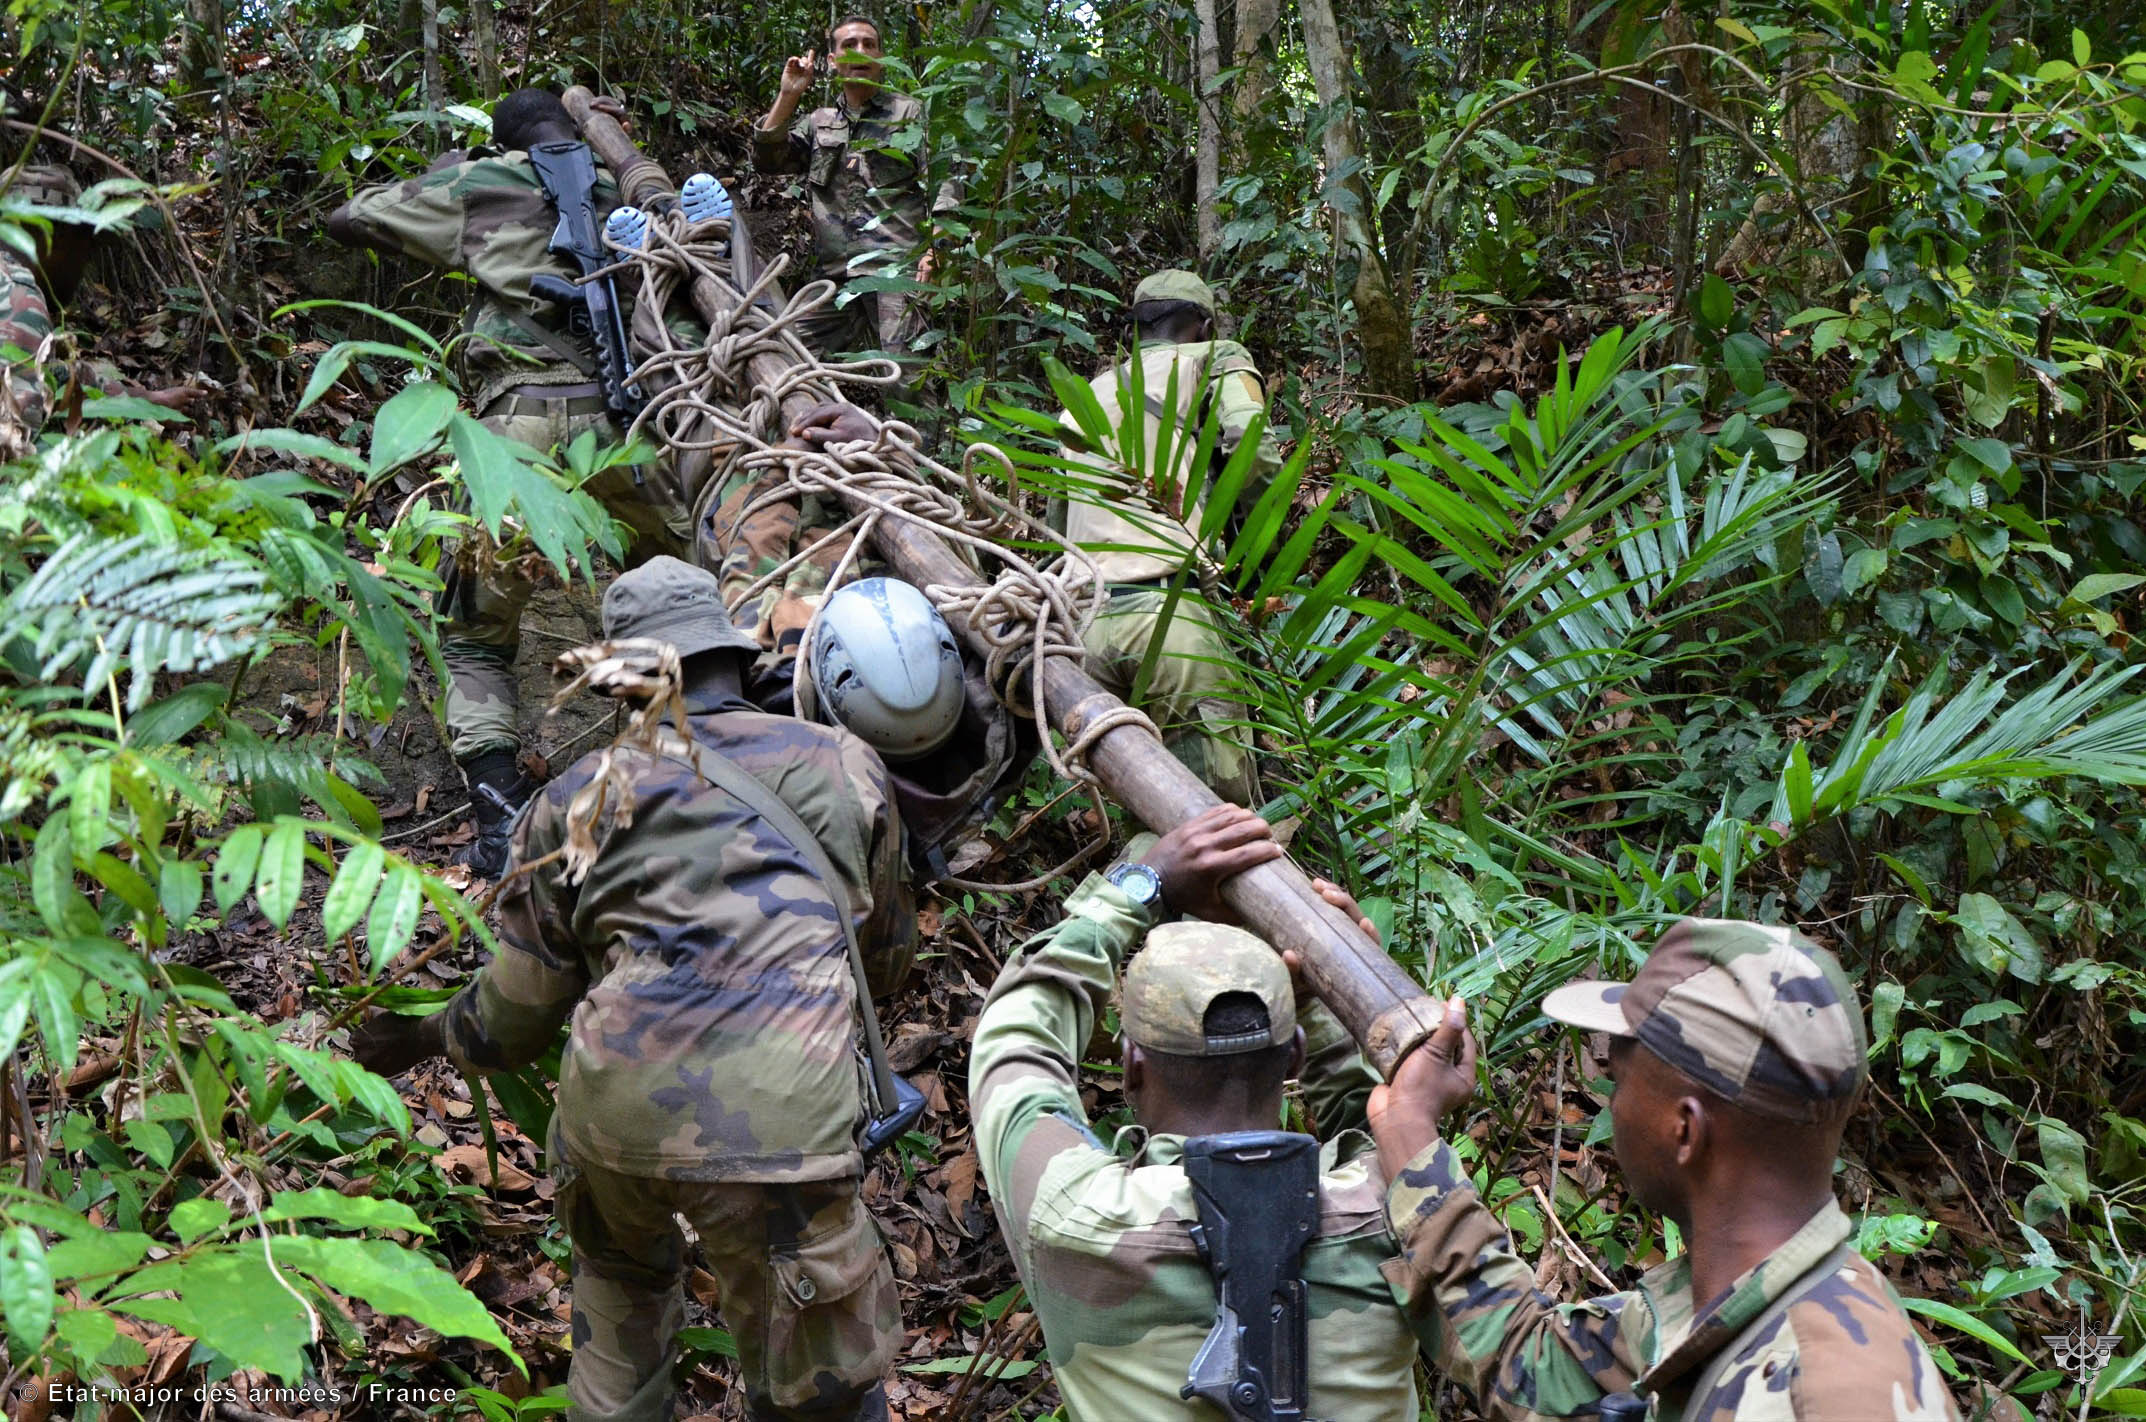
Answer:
[{"xmin": 1180, "ymin": 1130, "xmax": 1323, "ymax": 1421}]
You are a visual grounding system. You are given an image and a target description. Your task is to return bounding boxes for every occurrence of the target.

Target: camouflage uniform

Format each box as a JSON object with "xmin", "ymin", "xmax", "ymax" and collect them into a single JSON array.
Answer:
[
  {"xmin": 1059, "ymin": 273, "xmax": 1282, "ymax": 805},
  {"xmin": 437, "ymin": 561, "xmax": 916, "ymax": 1422},
  {"xmin": 0, "ymin": 246, "xmax": 52, "ymax": 452},
  {"xmin": 752, "ymin": 89, "xmax": 950, "ymax": 360},
  {"xmin": 342, "ymin": 150, "xmax": 690, "ymax": 760},
  {"xmin": 1383, "ymin": 920, "xmax": 1962, "ymax": 1422},
  {"xmin": 1, "ymin": 165, "xmax": 79, "ymax": 454},
  {"xmin": 969, "ymin": 871, "xmax": 1433, "ymax": 1420}
]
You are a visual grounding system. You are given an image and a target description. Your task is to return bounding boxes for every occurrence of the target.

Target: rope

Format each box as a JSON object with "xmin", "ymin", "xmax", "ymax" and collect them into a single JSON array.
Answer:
[{"xmin": 598, "ymin": 205, "xmax": 1159, "ymax": 789}]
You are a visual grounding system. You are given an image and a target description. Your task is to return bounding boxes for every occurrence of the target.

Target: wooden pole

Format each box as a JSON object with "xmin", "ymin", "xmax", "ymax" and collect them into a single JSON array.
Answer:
[{"xmin": 561, "ymin": 88, "xmax": 1446, "ymax": 1077}]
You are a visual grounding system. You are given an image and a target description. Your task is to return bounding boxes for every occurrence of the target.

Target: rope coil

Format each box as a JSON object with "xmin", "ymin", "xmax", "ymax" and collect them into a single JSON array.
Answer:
[{"xmin": 597, "ymin": 204, "xmax": 1159, "ymax": 789}]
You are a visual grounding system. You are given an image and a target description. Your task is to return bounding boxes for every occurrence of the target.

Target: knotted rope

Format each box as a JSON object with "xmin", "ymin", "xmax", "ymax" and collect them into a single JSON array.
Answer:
[{"xmin": 592, "ymin": 205, "xmax": 1158, "ymax": 791}]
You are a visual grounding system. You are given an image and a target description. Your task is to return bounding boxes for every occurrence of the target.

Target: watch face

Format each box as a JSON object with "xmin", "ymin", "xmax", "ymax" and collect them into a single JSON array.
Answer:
[{"xmin": 1111, "ymin": 863, "xmax": 1162, "ymax": 904}]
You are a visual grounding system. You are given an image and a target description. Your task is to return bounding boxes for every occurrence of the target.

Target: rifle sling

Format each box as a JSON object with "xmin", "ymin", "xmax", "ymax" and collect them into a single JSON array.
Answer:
[
  {"xmin": 493, "ymin": 303, "xmax": 600, "ymax": 381},
  {"xmin": 657, "ymin": 737, "xmax": 900, "ymax": 1121}
]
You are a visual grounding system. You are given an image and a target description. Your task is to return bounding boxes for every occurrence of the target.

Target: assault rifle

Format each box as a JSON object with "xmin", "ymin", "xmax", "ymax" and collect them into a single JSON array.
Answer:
[
  {"xmin": 527, "ymin": 139, "xmax": 645, "ymax": 423},
  {"xmin": 1180, "ymin": 1131, "xmax": 1322, "ymax": 1422}
]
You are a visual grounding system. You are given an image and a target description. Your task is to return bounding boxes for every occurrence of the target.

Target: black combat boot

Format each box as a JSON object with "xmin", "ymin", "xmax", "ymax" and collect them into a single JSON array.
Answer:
[{"xmin": 451, "ymin": 749, "xmax": 534, "ymax": 880}]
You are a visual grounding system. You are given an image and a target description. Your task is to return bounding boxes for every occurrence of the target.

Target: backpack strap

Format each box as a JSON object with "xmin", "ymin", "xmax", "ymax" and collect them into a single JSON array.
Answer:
[
  {"xmin": 1675, "ymin": 1237, "xmax": 1860, "ymax": 1418},
  {"xmin": 658, "ymin": 738, "xmax": 901, "ymax": 1120}
]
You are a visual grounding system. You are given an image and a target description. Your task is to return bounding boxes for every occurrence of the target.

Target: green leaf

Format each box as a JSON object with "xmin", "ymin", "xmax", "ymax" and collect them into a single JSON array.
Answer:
[
  {"xmin": 1900, "ymin": 1297, "xmax": 2031, "ymax": 1365},
  {"xmin": 124, "ymin": 1119, "xmax": 175, "ymax": 1169},
  {"xmin": 259, "ymin": 1187, "xmax": 430, "ymax": 1236},
  {"xmin": 54, "ymin": 1307, "xmax": 119, "ymax": 1363},
  {"xmin": 254, "ymin": 818, "xmax": 307, "ymax": 930},
  {"xmin": 368, "ymin": 380, "xmax": 458, "ymax": 476},
  {"xmin": 1, "ymin": 1226, "xmax": 56, "ymax": 1349},
  {"xmin": 2073, "ymin": 27, "xmax": 2090, "ymax": 65},
  {"xmin": 2065, "ymin": 572, "xmax": 2146, "ymax": 606},
  {"xmin": 1954, "ymin": 892, "xmax": 2046, "ymax": 983},
  {"xmin": 127, "ymin": 681, "xmax": 227, "ymax": 747},
  {"xmin": 2100, "ymin": 1389, "xmax": 2146, "ymax": 1418},
  {"xmin": 2035, "ymin": 1119, "xmax": 2091, "ymax": 1203},
  {"xmin": 116, "ymin": 1243, "xmax": 314, "ymax": 1380},
  {"xmin": 322, "ymin": 840, "xmax": 386, "ymax": 944},
  {"xmin": 366, "ymin": 865, "xmax": 425, "ymax": 972},
  {"xmin": 1698, "ymin": 273, "xmax": 1734, "ymax": 330},
  {"xmin": 215, "ymin": 426, "xmax": 367, "ymax": 472},
  {"xmin": 1040, "ymin": 91, "xmax": 1083, "ymax": 125},
  {"xmin": 450, "ymin": 411, "xmax": 527, "ymax": 536},
  {"xmin": 273, "ymin": 1235, "xmax": 521, "ymax": 1371},
  {"xmin": 1721, "ymin": 332, "xmax": 1769, "ymax": 396},
  {"xmin": 32, "ymin": 811, "xmax": 78, "ymax": 933},
  {"xmin": 45, "ymin": 1231, "xmax": 154, "ymax": 1285},
  {"xmin": 170, "ymin": 1197, "xmax": 234, "ymax": 1243},
  {"xmin": 159, "ymin": 859, "xmax": 204, "ymax": 925},
  {"xmin": 214, "ymin": 825, "xmax": 265, "ymax": 914}
]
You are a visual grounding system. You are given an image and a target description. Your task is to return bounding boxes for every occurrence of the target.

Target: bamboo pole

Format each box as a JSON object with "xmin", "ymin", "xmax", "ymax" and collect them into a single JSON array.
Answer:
[{"xmin": 561, "ymin": 88, "xmax": 1446, "ymax": 1076}]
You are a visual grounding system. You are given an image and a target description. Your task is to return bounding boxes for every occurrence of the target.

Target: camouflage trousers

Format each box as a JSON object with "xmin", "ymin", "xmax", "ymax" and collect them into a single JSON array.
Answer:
[
  {"xmin": 440, "ymin": 397, "xmax": 690, "ymax": 761},
  {"xmin": 791, "ymin": 286, "xmax": 924, "ymax": 379},
  {"xmin": 1082, "ymin": 586, "xmax": 1259, "ymax": 806},
  {"xmin": 556, "ymin": 1157, "xmax": 900, "ymax": 1422},
  {"xmin": 698, "ymin": 463, "xmax": 877, "ymax": 661}
]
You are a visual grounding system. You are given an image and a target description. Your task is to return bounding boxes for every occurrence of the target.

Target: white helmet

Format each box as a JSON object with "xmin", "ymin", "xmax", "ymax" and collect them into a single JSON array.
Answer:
[{"xmin": 808, "ymin": 578, "xmax": 965, "ymax": 761}]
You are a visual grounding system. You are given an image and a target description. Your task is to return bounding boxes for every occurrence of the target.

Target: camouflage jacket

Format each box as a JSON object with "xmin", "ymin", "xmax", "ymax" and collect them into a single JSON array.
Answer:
[
  {"xmin": 1056, "ymin": 337, "xmax": 1284, "ymax": 582},
  {"xmin": 440, "ymin": 689, "xmax": 916, "ymax": 1182},
  {"xmin": 1384, "ymin": 1139, "xmax": 1961, "ymax": 1421},
  {"xmin": 1, "ymin": 247, "xmax": 53, "ymax": 440},
  {"xmin": 970, "ymin": 873, "xmax": 1427, "ymax": 1421},
  {"xmin": 342, "ymin": 149, "xmax": 618, "ymax": 411},
  {"xmin": 752, "ymin": 89, "xmax": 949, "ymax": 282}
]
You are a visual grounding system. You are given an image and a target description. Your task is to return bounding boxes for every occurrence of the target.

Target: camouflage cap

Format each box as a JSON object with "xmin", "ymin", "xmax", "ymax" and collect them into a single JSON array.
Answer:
[
  {"xmin": 1131, "ymin": 269, "xmax": 1216, "ymax": 317},
  {"xmin": 601, "ymin": 555, "xmax": 759, "ymax": 659},
  {"xmin": 3, "ymin": 164, "xmax": 81, "ymax": 210},
  {"xmin": 1120, "ymin": 921, "xmax": 1295, "ymax": 1057},
  {"xmin": 1541, "ymin": 918, "xmax": 1868, "ymax": 1122}
]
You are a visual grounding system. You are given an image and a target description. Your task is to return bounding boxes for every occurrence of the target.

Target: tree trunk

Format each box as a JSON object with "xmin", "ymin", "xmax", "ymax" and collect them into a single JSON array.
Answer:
[
  {"xmin": 178, "ymin": 0, "xmax": 222, "ymax": 116},
  {"xmin": 1231, "ymin": 0, "xmax": 1281, "ymax": 121},
  {"xmin": 1194, "ymin": 0, "xmax": 1222, "ymax": 260},
  {"xmin": 1299, "ymin": 0, "xmax": 1413, "ymax": 403},
  {"xmin": 420, "ymin": 0, "xmax": 447, "ymax": 113},
  {"xmin": 470, "ymin": 0, "xmax": 502, "ymax": 101}
]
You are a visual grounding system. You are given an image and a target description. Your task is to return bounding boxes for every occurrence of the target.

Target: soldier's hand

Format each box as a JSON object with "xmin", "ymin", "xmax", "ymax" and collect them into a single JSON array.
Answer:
[
  {"xmin": 781, "ymin": 52, "xmax": 818, "ymax": 98},
  {"xmin": 1310, "ymin": 876, "xmax": 1377, "ymax": 942},
  {"xmin": 349, "ymin": 1010, "xmax": 446, "ymax": 1079},
  {"xmin": 786, "ymin": 401, "xmax": 878, "ymax": 449},
  {"xmin": 1367, "ymin": 995, "xmax": 1476, "ymax": 1182},
  {"xmin": 589, "ymin": 94, "xmax": 632, "ymax": 131},
  {"xmin": 1140, "ymin": 804, "xmax": 1283, "ymax": 923}
]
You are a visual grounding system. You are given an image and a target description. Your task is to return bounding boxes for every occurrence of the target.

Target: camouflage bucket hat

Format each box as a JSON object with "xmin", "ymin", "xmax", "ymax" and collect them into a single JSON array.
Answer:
[
  {"xmin": 1541, "ymin": 918, "xmax": 1869, "ymax": 1123},
  {"xmin": 1120, "ymin": 921, "xmax": 1295, "ymax": 1057},
  {"xmin": 1131, "ymin": 269, "xmax": 1216, "ymax": 317},
  {"xmin": 601, "ymin": 556, "xmax": 759, "ymax": 659}
]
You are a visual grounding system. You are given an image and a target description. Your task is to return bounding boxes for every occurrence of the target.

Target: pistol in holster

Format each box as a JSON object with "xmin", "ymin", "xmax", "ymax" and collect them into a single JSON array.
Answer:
[{"xmin": 1180, "ymin": 1130, "xmax": 1323, "ymax": 1422}]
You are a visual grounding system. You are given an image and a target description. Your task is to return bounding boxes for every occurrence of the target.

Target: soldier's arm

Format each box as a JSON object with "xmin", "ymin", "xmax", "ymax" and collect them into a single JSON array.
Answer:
[
  {"xmin": 969, "ymin": 874, "xmax": 1151, "ymax": 1243},
  {"xmin": 855, "ymin": 750, "xmax": 917, "ymax": 999},
  {"xmin": 1383, "ymin": 1138, "xmax": 1644, "ymax": 1420},
  {"xmin": 1211, "ymin": 356, "xmax": 1283, "ymax": 516},
  {"xmin": 438, "ymin": 789, "xmax": 590, "ymax": 1073},
  {"xmin": 330, "ymin": 164, "xmax": 473, "ymax": 272},
  {"xmin": 753, "ymin": 101, "xmax": 814, "ymax": 175}
]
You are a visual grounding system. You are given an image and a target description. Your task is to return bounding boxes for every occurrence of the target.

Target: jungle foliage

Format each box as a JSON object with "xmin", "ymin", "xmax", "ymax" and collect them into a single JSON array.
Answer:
[{"xmin": 3, "ymin": 0, "xmax": 2146, "ymax": 1416}]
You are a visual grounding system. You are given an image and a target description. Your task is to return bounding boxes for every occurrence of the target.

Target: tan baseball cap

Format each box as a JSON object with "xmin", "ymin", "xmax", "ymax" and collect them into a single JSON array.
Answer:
[
  {"xmin": 1121, "ymin": 921, "xmax": 1294, "ymax": 1057},
  {"xmin": 1131, "ymin": 269, "xmax": 1216, "ymax": 316},
  {"xmin": 601, "ymin": 555, "xmax": 759, "ymax": 659},
  {"xmin": 1542, "ymin": 918, "xmax": 1869, "ymax": 1123}
]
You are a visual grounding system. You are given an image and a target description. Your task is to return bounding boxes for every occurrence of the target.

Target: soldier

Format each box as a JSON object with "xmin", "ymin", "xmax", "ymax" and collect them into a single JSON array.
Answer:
[
  {"xmin": 1349, "ymin": 904, "xmax": 1962, "ymax": 1421},
  {"xmin": 970, "ymin": 804, "xmax": 1448, "ymax": 1420},
  {"xmin": 1056, "ymin": 269, "xmax": 1283, "ymax": 806},
  {"xmin": 328, "ymin": 86, "xmax": 692, "ymax": 877},
  {"xmin": 352, "ymin": 555, "xmax": 915, "ymax": 1422},
  {"xmin": 753, "ymin": 15, "xmax": 954, "ymax": 363}
]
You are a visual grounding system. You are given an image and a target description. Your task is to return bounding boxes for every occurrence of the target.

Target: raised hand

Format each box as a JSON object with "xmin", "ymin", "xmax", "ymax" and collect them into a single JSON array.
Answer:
[
  {"xmin": 349, "ymin": 1011, "xmax": 446, "ymax": 1079},
  {"xmin": 1139, "ymin": 803, "xmax": 1284, "ymax": 923},
  {"xmin": 780, "ymin": 52, "xmax": 817, "ymax": 100},
  {"xmin": 1367, "ymin": 995, "xmax": 1476, "ymax": 1181}
]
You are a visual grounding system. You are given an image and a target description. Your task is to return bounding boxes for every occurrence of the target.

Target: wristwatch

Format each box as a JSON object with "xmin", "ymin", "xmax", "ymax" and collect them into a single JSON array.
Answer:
[{"xmin": 1105, "ymin": 861, "xmax": 1167, "ymax": 918}]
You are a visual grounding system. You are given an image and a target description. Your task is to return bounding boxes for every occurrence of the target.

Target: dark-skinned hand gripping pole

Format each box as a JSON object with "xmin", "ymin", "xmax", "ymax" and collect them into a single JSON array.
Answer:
[{"xmin": 560, "ymin": 88, "xmax": 1447, "ymax": 1077}]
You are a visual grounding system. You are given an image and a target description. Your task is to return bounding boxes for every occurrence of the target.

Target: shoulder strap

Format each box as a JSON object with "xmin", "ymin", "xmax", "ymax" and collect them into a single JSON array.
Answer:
[
  {"xmin": 493, "ymin": 302, "xmax": 600, "ymax": 378},
  {"xmin": 661, "ymin": 737, "xmax": 900, "ymax": 1119},
  {"xmin": 1677, "ymin": 1237, "xmax": 1860, "ymax": 1417}
]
